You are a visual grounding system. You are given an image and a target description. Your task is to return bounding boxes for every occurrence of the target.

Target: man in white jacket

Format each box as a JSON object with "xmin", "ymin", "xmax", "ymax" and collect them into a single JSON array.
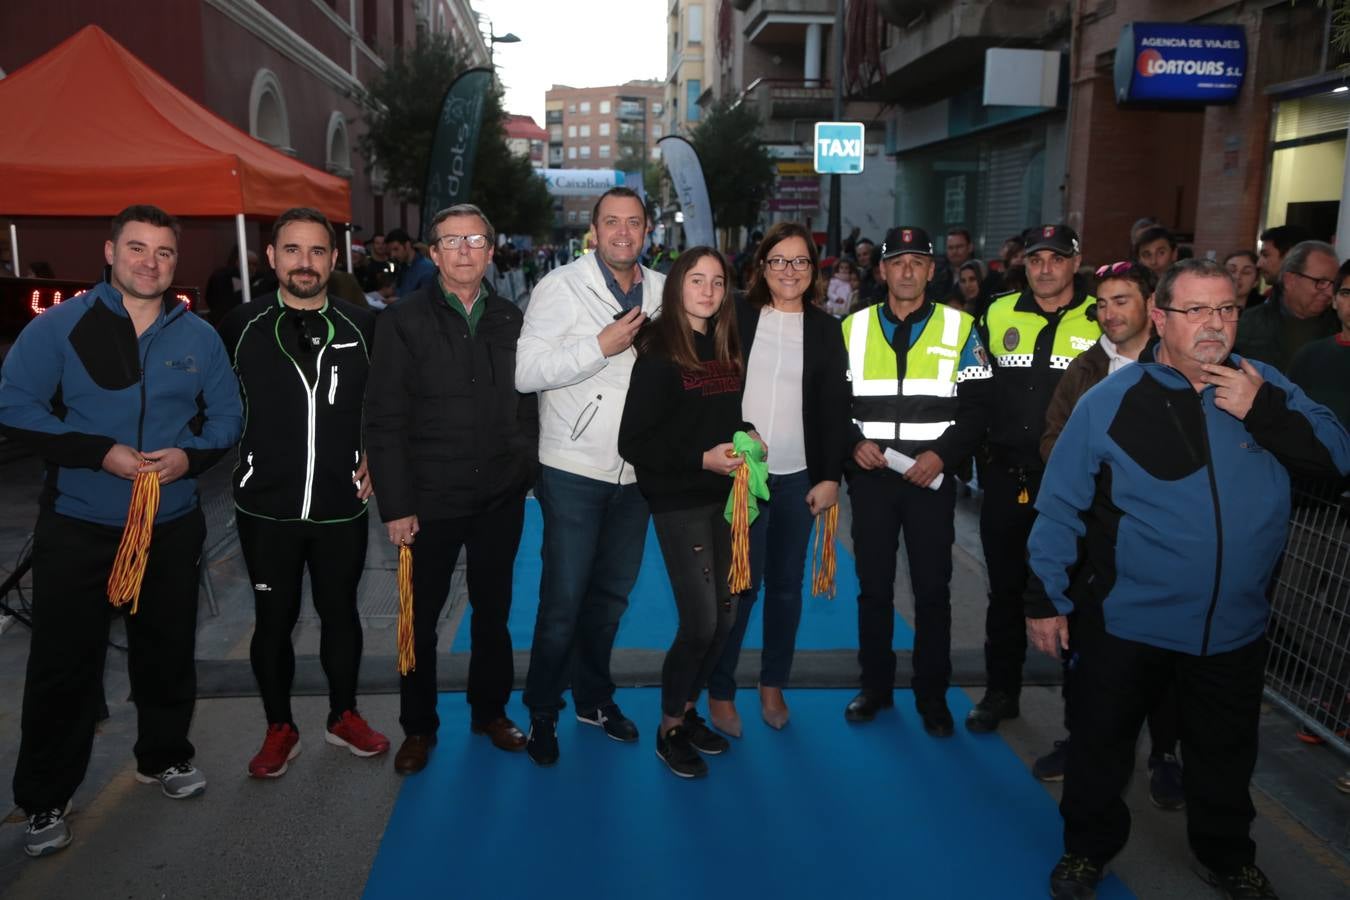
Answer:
[{"xmin": 516, "ymin": 188, "xmax": 665, "ymax": 766}]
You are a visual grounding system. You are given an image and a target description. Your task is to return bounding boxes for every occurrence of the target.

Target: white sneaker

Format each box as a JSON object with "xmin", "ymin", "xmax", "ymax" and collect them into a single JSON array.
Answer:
[
  {"xmin": 25, "ymin": 801, "xmax": 73, "ymax": 857},
  {"xmin": 135, "ymin": 762, "xmax": 207, "ymax": 799}
]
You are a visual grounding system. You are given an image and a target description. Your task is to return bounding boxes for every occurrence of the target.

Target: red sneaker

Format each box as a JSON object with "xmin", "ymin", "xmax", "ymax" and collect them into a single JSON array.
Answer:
[
  {"xmin": 248, "ymin": 723, "xmax": 300, "ymax": 778},
  {"xmin": 325, "ymin": 710, "xmax": 390, "ymax": 757}
]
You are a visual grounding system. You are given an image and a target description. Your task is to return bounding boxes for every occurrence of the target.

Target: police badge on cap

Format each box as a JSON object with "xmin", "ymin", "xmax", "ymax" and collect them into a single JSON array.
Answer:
[
  {"xmin": 1023, "ymin": 224, "xmax": 1081, "ymax": 257},
  {"xmin": 880, "ymin": 226, "xmax": 934, "ymax": 260}
]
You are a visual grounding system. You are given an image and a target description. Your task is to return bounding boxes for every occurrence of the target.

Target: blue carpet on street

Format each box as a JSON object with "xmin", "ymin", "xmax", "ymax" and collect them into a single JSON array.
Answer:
[
  {"xmin": 364, "ymin": 687, "xmax": 1135, "ymax": 900},
  {"xmin": 451, "ymin": 497, "xmax": 913, "ymax": 652}
]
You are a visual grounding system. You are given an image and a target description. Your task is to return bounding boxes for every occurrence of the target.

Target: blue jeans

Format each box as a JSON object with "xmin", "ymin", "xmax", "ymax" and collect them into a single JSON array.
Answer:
[
  {"xmin": 708, "ymin": 469, "xmax": 815, "ymax": 700},
  {"xmin": 523, "ymin": 465, "xmax": 650, "ymax": 718}
]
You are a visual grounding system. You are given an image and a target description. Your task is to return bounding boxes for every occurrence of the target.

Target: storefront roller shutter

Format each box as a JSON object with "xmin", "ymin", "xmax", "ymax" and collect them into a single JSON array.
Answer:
[{"xmin": 980, "ymin": 126, "xmax": 1046, "ymax": 249}]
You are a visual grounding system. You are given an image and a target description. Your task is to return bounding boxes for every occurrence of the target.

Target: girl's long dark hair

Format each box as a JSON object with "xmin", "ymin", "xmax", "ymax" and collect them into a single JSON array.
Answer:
[
  {"xmin": 744, "ymin": 220, "xmax": 821, "ymax": 310},
  {"xmin": 635, "ymin": 246, "xmax": 742, "ymax": 374}
]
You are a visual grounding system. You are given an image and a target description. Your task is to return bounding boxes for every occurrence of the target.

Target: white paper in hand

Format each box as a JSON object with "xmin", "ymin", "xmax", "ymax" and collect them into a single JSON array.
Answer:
[{"xmin": 883, "ymin": 448, "xmax": 943, "ymax": 491}]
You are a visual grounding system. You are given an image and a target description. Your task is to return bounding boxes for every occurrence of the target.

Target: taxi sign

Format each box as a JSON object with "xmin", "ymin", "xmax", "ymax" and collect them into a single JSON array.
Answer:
[{"xmin": 813, "ymin": 122, "xmax": 865, "ymax": 174}]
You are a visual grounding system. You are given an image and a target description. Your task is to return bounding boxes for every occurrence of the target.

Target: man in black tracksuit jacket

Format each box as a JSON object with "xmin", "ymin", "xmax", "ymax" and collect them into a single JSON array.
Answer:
[
  {"xmin": 364, "ymin": 204, "xmax": 539, "ymax": 774},
  {"xmin": 219, "ymin": 209, "xmax": 389, "ymax": 778}
]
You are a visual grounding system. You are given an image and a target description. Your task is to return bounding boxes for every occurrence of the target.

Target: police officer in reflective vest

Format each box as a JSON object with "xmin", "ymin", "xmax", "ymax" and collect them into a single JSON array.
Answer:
[
  {"xmin": 841, "ymin": 227, "xmax": 993, "ymax": 736},
  {"xmin": 967, "ymin": 224, "xmax": 1100, "ymax": 733}
]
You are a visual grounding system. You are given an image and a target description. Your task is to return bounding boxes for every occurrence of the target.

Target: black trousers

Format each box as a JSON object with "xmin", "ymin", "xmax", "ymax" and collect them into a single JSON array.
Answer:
[
  {"xmin": 236, "ymin": 511, "xmax": 368, "ymax": 728},
  {"xmin": 13, "ymin": 507, "xmax": 204, "ymax": 813},
  {"xmin": 652, "ymin": 504, "xmax": 737, "ymax": 719},
  {"xmin": 979, "ymin": 463, "xmax": 1042, "ymax": 694},
  {"xmin": 1061, "ymin": 614, "xmax": 1266, "ymax": 871},
  {"xmin": 400, "ymin": 497, "xmax": 525, "ymax": 736},
  {"xmin": 849, "ymin": 468, "xmax": 956, "ymax": 701},
  {"xmin": 1062, "ymin": 643, "xmax": 1181, "ymax": 758}
]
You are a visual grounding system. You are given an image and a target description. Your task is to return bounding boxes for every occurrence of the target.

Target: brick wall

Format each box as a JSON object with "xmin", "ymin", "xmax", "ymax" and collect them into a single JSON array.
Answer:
[{"xmin": 1064, "ymin": 0, "xmax": 1270, "ymax": 264}]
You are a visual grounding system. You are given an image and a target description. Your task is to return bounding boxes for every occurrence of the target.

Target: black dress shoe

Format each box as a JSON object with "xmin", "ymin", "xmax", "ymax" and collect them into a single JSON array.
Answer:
[
  {"xmin": 916, "ymin": 699, "xmax": 955, "ymax": 738},
  {"xmin": 526, "ymin": 716, "xmax": 559, "ymax": 767},
  {"xmin": 844, "ymin": 691, "xmax": 893, "ymax": 722},
  {"xmin": 965, "ymin": 689, "xmax": 1020, "ymax": 733}
]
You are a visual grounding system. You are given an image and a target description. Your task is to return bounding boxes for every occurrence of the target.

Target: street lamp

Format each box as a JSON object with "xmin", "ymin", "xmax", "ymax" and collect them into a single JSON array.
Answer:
[{"xmin": 477, "ymin": 15, "xmax": 520, "ymax": 66}]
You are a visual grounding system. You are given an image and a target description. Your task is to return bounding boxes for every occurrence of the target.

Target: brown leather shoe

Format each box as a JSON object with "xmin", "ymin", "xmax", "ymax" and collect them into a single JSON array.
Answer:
[
  {"xmin": 471, "ymin": 717, "xmax": 527, "ymax": 752},
  {"xmin": 393, "ymin": 734, "xmax": 437, "ymax": 775}
]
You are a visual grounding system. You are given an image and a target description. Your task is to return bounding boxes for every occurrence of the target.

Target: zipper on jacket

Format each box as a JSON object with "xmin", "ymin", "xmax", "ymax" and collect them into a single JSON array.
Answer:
[
  {"xmin": 239, "ymin": 452, "xmax": 256, "ymax": 487},
  {"xmin": 296, "ymin": 347, "xmax": 326, "ymax": 519},
  {"xmin": 136, "ymin": 327, "xmax": 165, "ymax": 449},
  {"xmin": 1195, "ymin": 394, "xmax": 1224, "ymax": 656},
  {"xmin": 328, "ymin": 365, "xmax": 339, "ymax": 405},
  {"xmin": 132, "ymin": 303, "xmax": 186, "ymax": 450}
]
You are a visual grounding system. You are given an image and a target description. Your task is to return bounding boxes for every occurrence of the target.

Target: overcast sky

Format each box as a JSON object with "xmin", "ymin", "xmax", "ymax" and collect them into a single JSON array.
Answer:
[{"xmin": 471, "ymin": 0, "xmax": 668, "ymax": 125}]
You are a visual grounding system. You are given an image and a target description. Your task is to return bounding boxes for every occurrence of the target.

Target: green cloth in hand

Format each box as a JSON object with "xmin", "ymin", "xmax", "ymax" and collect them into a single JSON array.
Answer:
[{"xmin": 723, "ymin": 430, "xmax": 770, "ymax": 526}]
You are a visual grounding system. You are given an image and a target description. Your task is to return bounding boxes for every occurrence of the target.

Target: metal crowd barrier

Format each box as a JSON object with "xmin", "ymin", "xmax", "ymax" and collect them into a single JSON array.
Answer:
[{"xmin": 1265, "ymin": 477, "xmax": 1350, "ymax": 755}]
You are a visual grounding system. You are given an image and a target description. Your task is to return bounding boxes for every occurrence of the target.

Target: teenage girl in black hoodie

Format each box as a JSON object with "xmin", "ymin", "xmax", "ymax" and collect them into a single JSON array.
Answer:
[{"xmin": 618, "ymin": 247, "xmax": 762, "ymax": 779}]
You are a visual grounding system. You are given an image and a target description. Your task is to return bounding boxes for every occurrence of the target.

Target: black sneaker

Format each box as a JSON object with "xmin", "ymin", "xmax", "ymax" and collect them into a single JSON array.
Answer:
[
  {"xmin": 526, "ymin": 716, "xmax": 559, "ymax": 767},
  {"xmin": 1199, "ymin": 863, "xmax": 1279, "ymax": 899},
  {"xmin": 1033, "ymin": 737, "xmax": 1071, "ymax": 782},
  {"xmin": 964, "ymin": 689, "xmax": 1020, "ymax": 733},
  {"xmin": 576, "ymin": 702, "xmax": 639, "ymax": 743},
  {"xmin": 655, "ymin": 725, "xmax": 707, "ymax": 779},
  {"xmin": 24, "ymin": 802, "xmax": 72, "ymax": 858},
  {"xmin": 682, "ymin": 708, "xmax": 730, "ymax": 755},
  {"xmin": 1147, "ymin": 753, "xmax": 1185, "ymax": 810},
  {"xmin": 916, "ymin": 697, "xmax": 955, "ymax": 738},
  {"xmin": 1049, "ymin": 853, "xmax": 1105, "ymax": 899}
]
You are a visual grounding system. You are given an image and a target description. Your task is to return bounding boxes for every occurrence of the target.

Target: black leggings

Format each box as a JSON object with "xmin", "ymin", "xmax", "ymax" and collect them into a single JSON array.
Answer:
[
  {"xmin": 237, "ymin": 512, "xmax": 368, "ymax": 727},
  {"xmin": 653, "ymin": 503, "xmax": 738, "ymax": 719}
]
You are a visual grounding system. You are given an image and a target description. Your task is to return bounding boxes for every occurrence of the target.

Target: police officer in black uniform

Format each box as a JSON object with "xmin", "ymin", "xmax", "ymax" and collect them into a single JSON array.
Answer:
[
  {"xmin": 967, "ymin": 225, "xmax": 1100, "ymax": 733},
  {"xmin": 839, "ymin": 227, "xmax": 993, "ymax": 735}
]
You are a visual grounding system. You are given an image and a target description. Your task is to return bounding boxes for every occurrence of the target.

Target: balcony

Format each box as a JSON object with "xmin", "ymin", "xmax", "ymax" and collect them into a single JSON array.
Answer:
[
  {"xmin": 739, "ymin": 0, "xmax": 835, "ymax": 45},
  {"xmin": 736, "ymin": 77, "xmax": 835, "ymax": 122},
  {"xmin": 873, "ymin": 0, "xmax": 1066, "ymax": 104},
  {"xmin": 616, "ymin": 100, "xmax": 646, "ymax": 120}
]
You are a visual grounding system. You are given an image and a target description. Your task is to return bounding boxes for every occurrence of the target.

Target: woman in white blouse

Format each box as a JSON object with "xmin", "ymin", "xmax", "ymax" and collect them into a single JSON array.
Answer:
[{"xmin": 707, "ymin": 222, "xmax": 852, "ymax": 735}]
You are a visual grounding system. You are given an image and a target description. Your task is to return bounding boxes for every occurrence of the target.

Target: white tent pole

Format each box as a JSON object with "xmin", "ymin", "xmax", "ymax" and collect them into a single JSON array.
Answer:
[
  {"xmin": 344, "ymin": 224, "xmax": 353, "ymax": 273},
  {"xmin": 8, "ymin": 223, "xmax": 19, "ymax": 277},
  {"xmin": 235, "ymin": 213, "xmax": 251, "ymax": 305}
]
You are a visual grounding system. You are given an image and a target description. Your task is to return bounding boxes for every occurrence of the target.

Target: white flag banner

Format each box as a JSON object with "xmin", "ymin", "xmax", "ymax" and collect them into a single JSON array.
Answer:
[{"xmin": 657, "ymin": 135, "xmax": 714, "ymax": 248}]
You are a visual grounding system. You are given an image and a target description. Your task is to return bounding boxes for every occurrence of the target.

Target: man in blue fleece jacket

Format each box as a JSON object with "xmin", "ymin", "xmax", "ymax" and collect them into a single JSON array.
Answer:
[
  {"xmin": 1025, "ymin": 259, "xmax": 1350, "ymax": 900},
  {"xmin": 0, "ymin": 205, "xmax": 242, "ymax": 858}
]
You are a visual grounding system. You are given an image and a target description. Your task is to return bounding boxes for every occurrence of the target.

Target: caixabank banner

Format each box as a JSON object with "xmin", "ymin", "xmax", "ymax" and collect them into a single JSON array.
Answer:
[{"xmin": 1113, "ymin": 22, "xmax": 1246, "ymax": 105}]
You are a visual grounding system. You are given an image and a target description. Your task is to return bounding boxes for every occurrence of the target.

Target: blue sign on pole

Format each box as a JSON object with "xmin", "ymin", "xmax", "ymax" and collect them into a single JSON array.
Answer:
[
  {"xmin": 1113, "ymin": 23, "xmax": 1246, "ymax": 105},
  {"xmin": 814, "ymin": 122, "xmax": 865, "ymax": 175}
]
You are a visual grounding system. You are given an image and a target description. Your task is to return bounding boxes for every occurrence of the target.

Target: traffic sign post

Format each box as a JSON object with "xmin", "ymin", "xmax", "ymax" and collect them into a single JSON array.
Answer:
[{"xmin": 814, "ymin": 121, "xmax": 865, "ymax": 175}]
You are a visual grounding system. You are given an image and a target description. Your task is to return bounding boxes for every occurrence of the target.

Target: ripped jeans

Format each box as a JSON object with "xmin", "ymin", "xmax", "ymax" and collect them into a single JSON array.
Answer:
[{"xmin": 653, "ymin": 503, "xmax": 738, "ymax": 718}]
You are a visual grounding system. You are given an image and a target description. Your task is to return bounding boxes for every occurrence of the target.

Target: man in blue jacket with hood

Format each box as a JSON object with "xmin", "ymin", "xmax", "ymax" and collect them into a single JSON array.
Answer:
[
  {"xmin": 0, "ymin": 205, "xmax": 242, "ymax": 858},
  {"xmin": 1025, "ymin": 259, "xmax": 1350, "ymax": 900}
]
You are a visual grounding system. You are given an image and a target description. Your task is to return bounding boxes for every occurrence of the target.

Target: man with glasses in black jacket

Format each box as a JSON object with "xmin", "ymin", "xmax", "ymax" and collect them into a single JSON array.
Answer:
[{"xmin": 365, "ymin": 204, "xmax": 539, "ymax": 775}]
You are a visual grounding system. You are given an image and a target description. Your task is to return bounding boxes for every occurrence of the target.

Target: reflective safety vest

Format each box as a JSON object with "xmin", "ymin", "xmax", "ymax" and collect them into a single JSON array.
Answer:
[
  {"xmin": 983, "ymin": 293, "xmax": 1100, "ymax": 372},
  {"xmin": 842, "ymin": 302, "xmax": 975, "ymax": 445},
  {"xmin": 980, "ymin": 291, "xmax": 1100, "ymax": 465}
]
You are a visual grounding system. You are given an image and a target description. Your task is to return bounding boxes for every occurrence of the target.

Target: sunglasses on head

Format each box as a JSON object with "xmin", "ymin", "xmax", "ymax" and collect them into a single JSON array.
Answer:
[{"xmin": 1095, "ymin": 261, "xmax": 1136, "ymax": 278}]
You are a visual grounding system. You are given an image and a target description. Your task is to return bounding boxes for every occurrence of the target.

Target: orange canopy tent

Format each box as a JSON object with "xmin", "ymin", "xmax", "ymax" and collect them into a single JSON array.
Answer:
[{"xmin": 0, "ymin": 25, "xmax": 352, "ymax": 300}]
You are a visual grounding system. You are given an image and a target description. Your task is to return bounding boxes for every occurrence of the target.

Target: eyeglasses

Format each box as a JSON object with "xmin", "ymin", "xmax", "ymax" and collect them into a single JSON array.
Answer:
[
  {"xmin": 1288, "ymin": 270, "xmax": 1335, "ymax": 292},
  {"xmin": 433, "ymin": 233, "xmax": 489, "ymax": 250},
  {"xmin": 765, "ymin": 256, "xmax": 812, "ymax": 271},
  {"xmin": 1157, "ymin": 304, "xmax": 1241, "ymax": 323},
  {"xmin": 1095, "ymin": 261, "xmax": 1136, "ymax": 277}
]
